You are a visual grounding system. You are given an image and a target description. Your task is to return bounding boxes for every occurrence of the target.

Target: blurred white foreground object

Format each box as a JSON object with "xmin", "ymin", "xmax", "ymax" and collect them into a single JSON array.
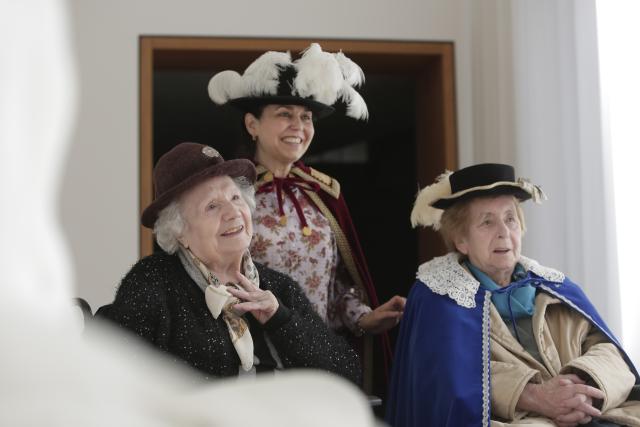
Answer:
[{"xmin": 0, "ymin": 1, "xmax": 377, "ymax": 426}]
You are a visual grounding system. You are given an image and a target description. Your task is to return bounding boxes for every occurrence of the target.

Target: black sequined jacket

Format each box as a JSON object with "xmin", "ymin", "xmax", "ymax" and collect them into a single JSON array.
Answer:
[{"xmin": 97, "ymin": 251, "xmax": 361, "ymax": 384}]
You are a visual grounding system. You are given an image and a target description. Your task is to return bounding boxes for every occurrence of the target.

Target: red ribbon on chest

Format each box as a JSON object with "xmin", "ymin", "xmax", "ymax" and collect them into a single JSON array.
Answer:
[{"xmin": 257, "ymin": 174, "xmax": 321, "ymax": 236}]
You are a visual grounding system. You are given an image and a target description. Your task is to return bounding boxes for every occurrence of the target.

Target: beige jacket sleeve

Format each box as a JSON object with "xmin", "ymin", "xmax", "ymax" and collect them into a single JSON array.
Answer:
[
  {"xmin": 491, "ymin": 360, "xmax": 541, "ymax": 420},
  {"xmin": 561, "ymin": 331, "xmax": 635, "ymax": 411}
]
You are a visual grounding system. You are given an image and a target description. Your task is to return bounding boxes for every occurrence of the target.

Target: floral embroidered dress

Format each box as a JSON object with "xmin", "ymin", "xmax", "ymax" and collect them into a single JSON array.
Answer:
[{"xmin": 250, "ymin": 169, "xmax": 371, "ymax": 334}]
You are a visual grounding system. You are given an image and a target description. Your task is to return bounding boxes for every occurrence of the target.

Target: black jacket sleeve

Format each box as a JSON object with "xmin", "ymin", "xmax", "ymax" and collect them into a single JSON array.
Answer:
[
  {"xmin": 96, "ymin": 256, "xmax": 171, "ymax": 351},
  {"xmin": 258, "ymin": 265, "xmax": 362, "ymax": 385}
]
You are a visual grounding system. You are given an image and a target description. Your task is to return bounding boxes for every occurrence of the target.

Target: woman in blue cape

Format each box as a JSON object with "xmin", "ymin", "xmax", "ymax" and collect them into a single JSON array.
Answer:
[{"xmin": 386, "ymin": 163, "xmax": 640, "ymax": 427}]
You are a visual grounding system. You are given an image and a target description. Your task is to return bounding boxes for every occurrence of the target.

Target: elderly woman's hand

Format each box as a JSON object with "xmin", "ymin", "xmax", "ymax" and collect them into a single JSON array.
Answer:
[
  {"xmin": 227, "ymin": 272, "xmax": 279, "ymax": 324},
  {"xmin": 357, "ymin": 295, "xmax": 406, "ymax": 335},
  {"xmin": 517, "ymin": 374, "xmax": 605, "ymax": 426}
]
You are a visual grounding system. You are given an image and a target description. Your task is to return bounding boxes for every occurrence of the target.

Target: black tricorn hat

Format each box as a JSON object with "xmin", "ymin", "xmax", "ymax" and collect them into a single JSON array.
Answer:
[
  {"xmin": 141, "ymin": 142, "xmax": 256, "ymax": 229},
  {"xmin": 410, "ymin": 163, "xmax": 547, "ymax": 229},
  {"xmin": 207, "ymin": 43, "xmax": 368, "ymax": 121}
]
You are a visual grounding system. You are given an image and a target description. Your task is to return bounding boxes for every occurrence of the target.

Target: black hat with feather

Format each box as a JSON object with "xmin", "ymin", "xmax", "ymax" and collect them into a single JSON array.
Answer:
[{"xmin": 207, "ymin": 43, "xmax": 368, "ymax": 121}]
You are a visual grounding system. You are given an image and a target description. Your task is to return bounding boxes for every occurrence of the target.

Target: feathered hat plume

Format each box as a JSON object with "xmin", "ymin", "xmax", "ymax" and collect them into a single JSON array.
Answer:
[
  {"xmin": 410, "ymin": 171, "xmax": 453, "ymax": 229},
  {"xmin": 207, "ymin": 70, "xmax": 245, "ymax": 105},
  {"xmin": 207, "ymin": 51, "xmax": 292, "ymax": 105},
  {"xmin": 243, "ymin": 51, "xmax": 292, "ymax": 97},
  {"xmin": 333, "ymin": 50, "xmax": 368, "ymax": 120},
  {"xmin": 294, "ymin": 43, "xmax": 343, "ymax": 106}
]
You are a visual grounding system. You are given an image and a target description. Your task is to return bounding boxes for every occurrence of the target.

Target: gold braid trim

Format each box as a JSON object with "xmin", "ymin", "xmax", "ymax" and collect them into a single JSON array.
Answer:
[
  {"xmin": 303, "ymin": 189, "xmax": 371, "ymax": 305},
  {"xmin": 255, "ymin": 164, "xmax": 269, "ymax": 183},
  {"xmin": 291, "ymin": 166, "xmax": 340, "ymax": 199}
]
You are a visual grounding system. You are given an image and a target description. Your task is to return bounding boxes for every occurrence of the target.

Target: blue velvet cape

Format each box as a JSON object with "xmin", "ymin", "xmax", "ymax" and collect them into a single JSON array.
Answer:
[{"xmin": 385, "ymin": 261, "xmax": 639, "ymax": 427}]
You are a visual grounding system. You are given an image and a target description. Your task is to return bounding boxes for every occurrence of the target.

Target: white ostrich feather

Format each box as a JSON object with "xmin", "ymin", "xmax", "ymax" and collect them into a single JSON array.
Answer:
[
  {"xmin": 334, "ymin": 50, "xmax": 365, "ymax": 87},
  {"xmin": 243, "ymin": 50, "xmax": 292, "ymax": 96},
  {"xmin": 294, "ymin": 43, "xmax": 343, "ymax": 105},
  {"xmin": 410, "ymin": 171, "xmax": 453, "ymax": 229},
  {"xmin": 207, "ymin": 70, "xmax": 246, "ymax": 104},
  {"xmin": 339, "ymin": 84, "xmax": 369, "ymax": 120},
  {"xmin": 207, "ymin": 43, "xmax": 370, "ymax": 122}
]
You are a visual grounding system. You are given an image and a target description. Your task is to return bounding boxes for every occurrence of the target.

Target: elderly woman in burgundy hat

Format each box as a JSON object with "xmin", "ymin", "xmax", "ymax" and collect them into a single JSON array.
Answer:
[
  {"xmin": 386, "ymin": 163, "xmax": 640, "ymax": 427},
  {"xmin": 98, "ymin": 142, "xmax": 360, "ymax": 383}
]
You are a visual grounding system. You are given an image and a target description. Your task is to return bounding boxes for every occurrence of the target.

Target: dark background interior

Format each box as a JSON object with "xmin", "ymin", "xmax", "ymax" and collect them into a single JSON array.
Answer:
[{"xmin": 153, "ymin": 70, "xmax": 420, "ymax": 302}]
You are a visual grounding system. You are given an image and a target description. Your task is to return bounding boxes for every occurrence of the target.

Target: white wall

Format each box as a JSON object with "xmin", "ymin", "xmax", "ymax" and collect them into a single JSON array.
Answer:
[
  {"xmin": 64, "ymin": 0, "xmax": 478, "ymax": 308},
  {"xmin": 465, "ymin": 0, "xmax": 622, "ymax": 338},
  {"xmin": 66, "ymin": 0, "xmax": 622, "ymax": 345},
  {"xmin": 597, "ymin": 0, "xmax": 640, "ymax": 367},
  {"xmin": 509, "ymin": 0, "xmax": 622, "ymax": 336}
]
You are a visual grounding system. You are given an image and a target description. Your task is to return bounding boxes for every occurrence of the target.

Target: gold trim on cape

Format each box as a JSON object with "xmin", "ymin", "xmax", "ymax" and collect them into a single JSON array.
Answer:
[
  {"xmin": 300, "ymin": 186, "xmax": 370, "ymax": 306},
  {"xmin": 291, "ymin": 166, "xmax": 340, "ymax": 199}
]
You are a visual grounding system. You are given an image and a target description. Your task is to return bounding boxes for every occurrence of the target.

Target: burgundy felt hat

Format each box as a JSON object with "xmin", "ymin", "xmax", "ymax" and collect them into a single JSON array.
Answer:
[{"xmin": 141, "ymin": 142, "xmax": 256, "ymax": 228}]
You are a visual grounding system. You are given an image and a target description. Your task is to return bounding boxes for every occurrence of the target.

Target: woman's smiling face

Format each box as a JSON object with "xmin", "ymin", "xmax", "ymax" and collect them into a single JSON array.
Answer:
[
  {"xmin": 245, "ymin": 104, "xmax": 315, "ymax": 168},
  {"xmin": 178, "ymin": 175, "xmax": 253, "ymax": 268},
  {"xmin": 455, "ymin": 195, "xmax": 522, "ymax": 286}
]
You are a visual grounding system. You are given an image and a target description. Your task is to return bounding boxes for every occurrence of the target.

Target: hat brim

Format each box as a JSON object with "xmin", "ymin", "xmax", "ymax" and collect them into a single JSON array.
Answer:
[
  {"xmin": 229, "ymin": 96, "xmax": 335, "ymax": 120},
  {"xmin": 141, "ymin": 159, "xmax": 256, "ymax": 229},
  {"xmin": 432, "ymin": 182, "xmax": 532, "ymax": 209}
]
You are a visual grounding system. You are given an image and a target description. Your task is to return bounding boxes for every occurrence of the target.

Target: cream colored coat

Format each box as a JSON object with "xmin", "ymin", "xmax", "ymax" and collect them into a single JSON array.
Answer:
[
  {"xmin": 415, "ymin": 253, "xmax": 639, "ymax": 426},
  {"xmin": 489, "ymin": 290, "xmax": 640, "ymax": 426}
]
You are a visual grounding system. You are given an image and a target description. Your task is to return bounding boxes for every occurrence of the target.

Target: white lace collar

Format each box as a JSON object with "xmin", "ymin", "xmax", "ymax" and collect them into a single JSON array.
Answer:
[{"xmin": 415, "ymin": 253, "xmax": 565, "ymax": 308}]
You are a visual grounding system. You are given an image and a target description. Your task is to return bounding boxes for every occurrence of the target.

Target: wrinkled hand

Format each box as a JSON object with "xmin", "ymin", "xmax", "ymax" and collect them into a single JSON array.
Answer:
[
  {"xmin": 227, "ymin": 272, "xmax": 278, "ymax": 324},
  {"xmin": 554, "ymin": 393, "xmax": 596, "ymax": 427},
  {"xmin": 357, "ymin": 295, "xmax": 406, "ymax": 334},
  {"xmin": 517, "ymin": 374, "xmax": 604, "ymax": 427}
]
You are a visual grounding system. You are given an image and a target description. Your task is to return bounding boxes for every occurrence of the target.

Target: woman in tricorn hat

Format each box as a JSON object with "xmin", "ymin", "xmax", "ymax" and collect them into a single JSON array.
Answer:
[
  {"xmin": 386, "ymin": 163, "xmax": 640, "ymax": 427},
  {"xmin": 208, "ymin": 44, "xmax": 405, "ymax": 356}
]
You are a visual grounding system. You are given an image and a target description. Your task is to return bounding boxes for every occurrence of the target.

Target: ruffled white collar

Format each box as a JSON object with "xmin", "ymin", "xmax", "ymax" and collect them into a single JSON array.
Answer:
[{"xmin": 415, "ymin": 253, "xmax": 565, "ymax": 308}]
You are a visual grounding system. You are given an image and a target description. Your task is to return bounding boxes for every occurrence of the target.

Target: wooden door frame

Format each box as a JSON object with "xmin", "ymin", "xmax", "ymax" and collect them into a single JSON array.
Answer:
[{"xmin": 139, "ymin": 37, "xmax": 458, "ymax": 259}]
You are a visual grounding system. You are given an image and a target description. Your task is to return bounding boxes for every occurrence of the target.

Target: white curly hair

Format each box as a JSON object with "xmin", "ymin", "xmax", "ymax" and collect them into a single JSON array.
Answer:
[{"xmin": 153, "ymin": 176, "xmax": 256, "ymax": 254}]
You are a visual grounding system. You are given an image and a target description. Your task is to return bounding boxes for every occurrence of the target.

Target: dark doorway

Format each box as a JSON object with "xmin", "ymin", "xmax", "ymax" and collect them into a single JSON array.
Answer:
[
  {"xmin": 142, "ymin": 37, "xmax": 457, "ymax": 412},
  {"xmin": 153, "ymin": 70, "xmax": 419, "ymax": 302},
  {"xmin": 142, "ymin": 37, "xmax": 457, "ymax": 267}
]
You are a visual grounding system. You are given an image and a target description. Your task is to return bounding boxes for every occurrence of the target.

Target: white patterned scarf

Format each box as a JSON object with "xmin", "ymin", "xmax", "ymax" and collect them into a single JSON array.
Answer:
[{"xmin": 178, "ymin": 247, "xmax": 260, "ymax": 371}]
